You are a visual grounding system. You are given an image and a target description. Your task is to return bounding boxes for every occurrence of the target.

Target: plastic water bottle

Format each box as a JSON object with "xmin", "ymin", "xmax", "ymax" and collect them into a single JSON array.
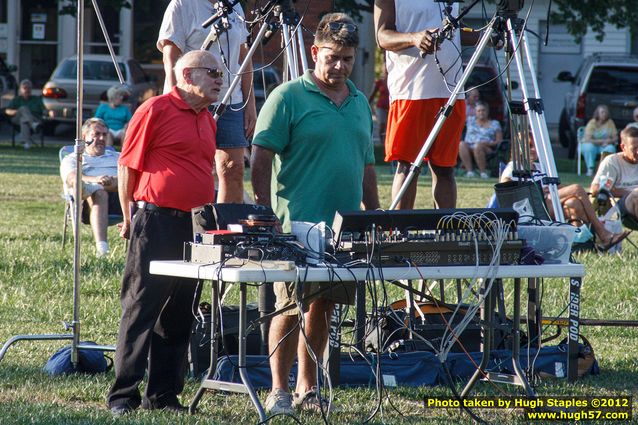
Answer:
[{"xmin": 597, "ymin": 174, "xmax": 613, "ymax": 205}]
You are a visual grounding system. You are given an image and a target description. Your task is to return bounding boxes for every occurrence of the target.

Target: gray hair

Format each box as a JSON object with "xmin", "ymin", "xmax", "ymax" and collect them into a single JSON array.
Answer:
[
  {"xmin": 19, "ymin": 79, "xmax": 33, "ymax": 88},
  {"xmin": 314, "ymin": 13, "xmax": 359, "ymax": 48},
  {"xmin": 107, "ymin": 85, "xmax": 129, "ymax": 103},
  {"xmin": 82, "ymin": 117, "xmax": 108, "ymax": 136}
]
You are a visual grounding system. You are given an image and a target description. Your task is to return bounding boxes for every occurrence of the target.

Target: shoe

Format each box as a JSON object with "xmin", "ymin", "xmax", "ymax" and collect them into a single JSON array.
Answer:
[
  {"xmin": 96, "ymin": 241, "xmax": 109, "ymax": 257},
  {"xmin": 264, "ymin": 388, "xmax": 294, "ymax": 416},
  {"xmin": 597, "ymin": 231, "xmax": 631, "ymax": 252},
  {"xmin": 110, "ymin": 404, "xmax": 133, "ymax": 417},
  {"xmin": 465, "ymin": 171, "xmax": 476, "ymax": 178},
  {"xmin": 480, "ymin": 171, "xmax": 490, "ymax": 179},
  {"xmin": 586, "ymin": 168, "xmax": 594, "ymax": 177},
  {"xmin": 23, "ymin": 141, "xmax": 31, "ymax": 150},
  {"xmin": 293, "ymin": 387, "xmax": 339, "ymax": 413},
  {"xmin": 141, "ymin": 399, "xmax": 187, "ymax": 414}
]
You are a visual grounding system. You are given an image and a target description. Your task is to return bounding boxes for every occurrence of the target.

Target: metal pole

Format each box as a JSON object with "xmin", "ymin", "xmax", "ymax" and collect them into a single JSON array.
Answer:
[
  {"xmin": 70, "ymin": 0, "xmax": 86, "ymax": 367},
  {"xmin": 296, "ymin": 25, "xmax": 309, "ymax": 72},
  {"xmin": 90, "ymin": 0, "xmax": 125, "ymax": 84}
]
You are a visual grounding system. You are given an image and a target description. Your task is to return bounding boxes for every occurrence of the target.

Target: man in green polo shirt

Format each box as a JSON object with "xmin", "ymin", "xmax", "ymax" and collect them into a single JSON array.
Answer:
[
  {"xmin": 6, "ymin": 79, "xmax": 44, "ymax": 149},
  {"xmin": 251, "ymin": 12, "xmax": 380, "ymax": 416}
]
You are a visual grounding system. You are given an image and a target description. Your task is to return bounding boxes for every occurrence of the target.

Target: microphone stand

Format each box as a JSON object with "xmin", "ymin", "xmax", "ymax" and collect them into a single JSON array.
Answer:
[
  {"xmin": 388, "ymin": 6, "xmax": 563, "ymax": 222},
  {"xmin": 200, "ymin": 0, "xmax": 307, "ymax": 120}
]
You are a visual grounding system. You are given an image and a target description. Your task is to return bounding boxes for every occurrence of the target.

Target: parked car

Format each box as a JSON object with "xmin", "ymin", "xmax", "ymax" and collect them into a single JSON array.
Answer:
[
  {"xmin": 557, "ymin": 53, "xmax": 638, "ymax": 158},
  {"xmin": 253, "ymin": 64, "xmax": 281, "ymax": 113},
  {"xmin": 42, "ymin": 54, "xmax": 157, "ymax": 131}
]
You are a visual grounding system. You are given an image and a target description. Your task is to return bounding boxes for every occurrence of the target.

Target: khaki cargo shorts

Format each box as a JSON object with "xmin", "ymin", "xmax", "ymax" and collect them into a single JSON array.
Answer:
[{"xmin": 274, "ymin": 280, "xmax": 356, "ymax": 316}]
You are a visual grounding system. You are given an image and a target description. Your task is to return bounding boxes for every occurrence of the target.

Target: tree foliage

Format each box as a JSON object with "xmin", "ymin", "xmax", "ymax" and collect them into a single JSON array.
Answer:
[
  {"xmin": 333, "ymin": 0, "xmax": 373, "ymax": 21},
  {"xmin": 550, "ymin": 0, "xmax": 638, "ymax": 42}
]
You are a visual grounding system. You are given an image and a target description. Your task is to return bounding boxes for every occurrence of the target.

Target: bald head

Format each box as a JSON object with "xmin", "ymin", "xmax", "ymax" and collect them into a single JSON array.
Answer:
[
  {"xmin": 173, "ymin": 50, "xmax": 222, "ymax": 111},
  {"xmin": 175, "ymin": 50, "xmax": 217, "ymax": 86}
]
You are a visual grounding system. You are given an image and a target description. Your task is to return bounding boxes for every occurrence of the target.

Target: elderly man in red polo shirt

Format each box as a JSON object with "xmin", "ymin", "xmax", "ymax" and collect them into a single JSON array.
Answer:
[{"xmin": 107, "ymin": 50, "xmax": 223, "ymax": 416}]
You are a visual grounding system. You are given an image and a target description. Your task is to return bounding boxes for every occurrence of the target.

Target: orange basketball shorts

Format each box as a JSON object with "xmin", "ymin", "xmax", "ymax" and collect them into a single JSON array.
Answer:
[{"xmin": 385, "ymin": 98, "xmax": 466, "ymax": 167}]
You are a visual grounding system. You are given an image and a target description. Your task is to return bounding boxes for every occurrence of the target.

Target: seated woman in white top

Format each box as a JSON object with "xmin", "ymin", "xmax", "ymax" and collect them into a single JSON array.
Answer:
[{"xmin": 459, "ymin": 102, "xmax": 502, "ymax": 179}]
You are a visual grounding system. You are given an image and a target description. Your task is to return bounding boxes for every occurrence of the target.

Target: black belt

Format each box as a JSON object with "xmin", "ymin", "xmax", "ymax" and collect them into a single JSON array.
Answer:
[{"xmin": 137, "ymin": 201, "xmax": 190, "ymax": 218}]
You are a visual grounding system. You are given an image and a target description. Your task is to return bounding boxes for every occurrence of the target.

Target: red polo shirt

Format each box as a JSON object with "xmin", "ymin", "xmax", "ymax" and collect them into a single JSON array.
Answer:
[{"xmin": 119, "ymin": 87, "xmax": 216, "ymax": 211}]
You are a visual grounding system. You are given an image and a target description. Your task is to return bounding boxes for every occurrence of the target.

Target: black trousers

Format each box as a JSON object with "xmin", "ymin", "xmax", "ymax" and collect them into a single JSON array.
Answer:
[{"xmin": 107, "ymin": 208, "xmax": 199, "ymax": 409}]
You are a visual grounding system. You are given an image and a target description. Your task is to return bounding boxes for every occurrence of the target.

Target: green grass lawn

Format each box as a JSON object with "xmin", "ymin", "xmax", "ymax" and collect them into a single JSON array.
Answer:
[{"xmin": 1, "ymin": 144, "xmax": 637, "ymax": 424}]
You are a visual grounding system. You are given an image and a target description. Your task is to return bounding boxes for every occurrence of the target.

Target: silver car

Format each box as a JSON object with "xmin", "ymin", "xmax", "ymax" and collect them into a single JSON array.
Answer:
[{"xmin": 42, "ymin": 54, "xmax": 157, "ymax": 128}]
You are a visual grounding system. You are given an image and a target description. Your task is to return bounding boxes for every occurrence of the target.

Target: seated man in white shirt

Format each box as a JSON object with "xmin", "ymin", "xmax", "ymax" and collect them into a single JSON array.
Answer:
[
  {"xmin": 591, "ymin": 126, "xmax": 638, "ymax": 230},
  {"xmin": 60, "ymin": 117, "xmax": 120, "ymax": 256}
]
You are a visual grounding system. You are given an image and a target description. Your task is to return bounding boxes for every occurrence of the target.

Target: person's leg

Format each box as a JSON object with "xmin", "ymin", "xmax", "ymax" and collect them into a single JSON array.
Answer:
[
  {"xmin": 580, "ymin": 143, "xmax": 598, "ymax": 172},
  {"xmin": 295, "ymin": 297, "xmax": 333, "ymax": 395},
  {"xmin": 601, "ymin": 144, "xmax": 617, "ymax": 155},
  {"xmin": 106, "ymin": 129, "xmax": 115, "ymax": 147},
  {"xmin": 390, "ymin": 161, "xmax": 419, "ymax": 209},
  {"xmin": 86, "ymin": 188, "xmax": 109, "ymax": 252},
  {"xmin": 458, "ymin": 142, "xmax": 474, "ymax": 173},
  {"xmin": 107, "ymin": 211, "xmax": 178, "ymax": 412},
  {"xmin": 269, "ymin": 314, "xmax": 299, "ymax": 391},
  {"xmin": 144, "ymin": 277, "xmax": 200, "ymax": 408},
  {"xmin": 474, "ymin": 142, "xmax": 493, "ymax": 175},
  {"xmin": 215, "ymin": 147, "xmax": 246, "ymax": 203},
  {"xmin": 142, "ymin": 215, "xmax": 196, "ymax": 409},
  {"xmin": 624, "ymin": 190, "xmax": 638, "ymax": 219},
  {"xmin": 559, "ymin": 184, "xmax": 613, "ymax": 241},
  {"xmin": 429, "ymin": 164, "xmax": 456, "ymax": 208},
  {"xmin": 213, "ymin": 105, "xmax": 249, "ymax": 203},
  {"xmin": 265, "ymin": 281, "xmax": 300, "ymax": 414},
  {"xmin": 13, "ymin": 107, "xmax": 33, "ymax": 144}
]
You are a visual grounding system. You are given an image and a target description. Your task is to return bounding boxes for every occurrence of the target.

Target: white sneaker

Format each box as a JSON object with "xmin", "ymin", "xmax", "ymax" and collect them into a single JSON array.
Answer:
[
  {"xmin": 465, "ymin": 171, "xmax": 476, "ymax": 178},
  {"xmin": 96, "ymin": 241, "xmax": 109, "ymax": 257},
  {"xmin": 480, "ymin": 171, "xmax": 490, "ymax": 179},
  {"xmin": 23, "ymin": 141, "xmax": 31, "ymax": 150},
  {"xmin": 264, "ymin": 389, "xmax": 294, "ymax": 416},
  {"xmin": 586, "ymin": 168, "xmax": 594, "ymax": 177},
  {"xmin": 293, "ymin": 387, "xmax": 339, "ymax": 413}
]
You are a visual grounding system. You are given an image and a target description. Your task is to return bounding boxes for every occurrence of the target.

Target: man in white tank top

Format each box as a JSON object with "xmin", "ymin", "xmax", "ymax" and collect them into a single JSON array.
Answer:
[{"xmin": 374, "ymin": 0, "xmax": 480, "ymax": 209}]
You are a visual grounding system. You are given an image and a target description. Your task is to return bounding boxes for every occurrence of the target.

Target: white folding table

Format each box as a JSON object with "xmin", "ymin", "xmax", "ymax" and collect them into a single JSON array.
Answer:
[{"xmin": 150, "ymin": 260, "xmax": 585, "ymax": 420}]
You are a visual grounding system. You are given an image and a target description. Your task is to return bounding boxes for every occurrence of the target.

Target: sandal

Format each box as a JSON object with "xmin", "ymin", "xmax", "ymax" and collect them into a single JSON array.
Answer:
[{"xmin": 597, "ymin": 231, "xmax": 631, "ymax": 252}]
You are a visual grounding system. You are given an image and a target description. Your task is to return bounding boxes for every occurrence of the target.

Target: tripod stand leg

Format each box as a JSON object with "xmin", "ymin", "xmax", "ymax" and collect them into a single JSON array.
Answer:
[
  {"xmin": 0, "ymin": 334, "xmax": 73, "ymax": 364},
  {"xmin": 505, "ymin": 19, "xmax": 564, "ymax": 222}
]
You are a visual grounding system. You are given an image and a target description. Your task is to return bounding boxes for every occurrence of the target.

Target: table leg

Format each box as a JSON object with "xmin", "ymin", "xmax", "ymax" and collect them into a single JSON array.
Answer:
[
  {"xmin": 511, "ymin": 278, "xmax": 535, "ymax": 396},
  {"xmin": 568, "ymin": 277, "xmax": 581, "ymax": 382},
  {"xmin": 355, "ymin": 280, "xmax": 366, "ymax": 353},
  {"xmin": 461, "ymin": 281, "xmax": 494, "ymax": 398},
  {"xmin": 527, "ymin": 278, "xmax": 540, "ymax": 348},
  {"xmin": 190, "ymin": 279, "xmax": 220, "ymax": 414},
  {"xmin": 238, "ymin": 282, "xmax": 266, "ymax": 421}
]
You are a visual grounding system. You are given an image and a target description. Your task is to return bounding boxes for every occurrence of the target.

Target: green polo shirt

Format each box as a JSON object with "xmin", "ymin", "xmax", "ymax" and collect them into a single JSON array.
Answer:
[
  {"xmin": 8, "ymin": 95, "xmax": 44, "ymax": 117},
  {"xmin": 253, "ymin": 70, "xmax": 374, "ymax": 231}
]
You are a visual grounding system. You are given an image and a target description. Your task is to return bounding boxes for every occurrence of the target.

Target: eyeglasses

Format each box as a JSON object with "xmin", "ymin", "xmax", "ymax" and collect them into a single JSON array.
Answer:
[
  {"xmin": 190, "ymin": 67, "xmax": 224, "ymax": 79},
  {"xmin": 324, "ymin": 22, "xmax": 358, "ymax": 34}
]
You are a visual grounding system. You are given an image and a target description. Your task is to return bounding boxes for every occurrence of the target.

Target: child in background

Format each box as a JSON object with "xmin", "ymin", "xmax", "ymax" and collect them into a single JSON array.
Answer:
[{"xmin": 95, "ymin": 85, "xmax": 132, "ymax": 146}]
